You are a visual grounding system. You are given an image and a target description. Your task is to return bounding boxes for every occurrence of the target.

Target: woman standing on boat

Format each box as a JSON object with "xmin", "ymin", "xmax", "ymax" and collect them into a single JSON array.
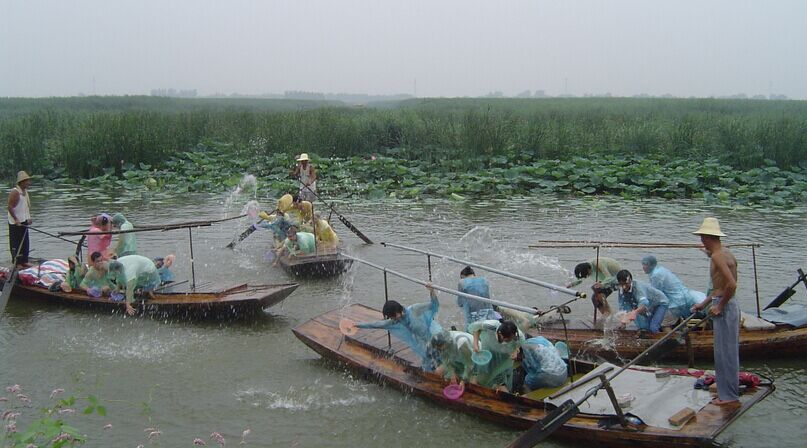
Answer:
[
  {"xmin": 355, "ymin": 283, "xmax": 443, "ymax": 371},
  {"xmin": 7, "ymin": 171, "xmax": 32, "ymax": 268}
]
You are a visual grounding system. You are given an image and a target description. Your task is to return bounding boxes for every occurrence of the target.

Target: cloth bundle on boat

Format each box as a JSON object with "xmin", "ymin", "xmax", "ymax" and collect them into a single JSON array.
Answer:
[
  {"xmin": 18, "ymin": 260, "xmax": 68, "ymax": 288},
  {"xmin": 761, "ymin": 304, "xmax": 807, "ymax": 328},
  {"xmin": 546, "ymin": 362, "xmax": 713, "ymax": 431}
]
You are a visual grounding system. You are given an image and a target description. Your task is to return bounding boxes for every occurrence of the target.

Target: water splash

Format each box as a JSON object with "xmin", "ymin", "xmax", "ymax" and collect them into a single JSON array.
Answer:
[
  {"xmin": 235, "ymin": 379, "xmax": 375, "ymax": 411},
  {"xmin": 224, "ymin": 174, "xmax": 259, "ymax": 218}
]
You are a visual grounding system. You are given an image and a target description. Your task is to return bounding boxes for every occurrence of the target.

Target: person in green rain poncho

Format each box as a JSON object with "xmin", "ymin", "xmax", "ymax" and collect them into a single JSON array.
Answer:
[
  {"xmin": 80, "ymin": 251, "xmax": 113, "ymax": 296},
  {"xmin": 469, "ymin": 319, "xmax": 525, "ymax": 392},
  {"xmin": 567, "ymin": 257, "xmax": 621, "ymax": 316},
  {"xmin": 273, "ymin": 226, "xmax": 316, "ymax": 266},
  {"xmin": 111, "ymin": 213, "xmax": 137, "ymax": 257},
  {"xmin": 355, "ymin": 283, "xmax": 443, "ymax": 371},
  {"xmin": 430, "ymin": 330, "xmax": 475, "ymax": 387},
  {"xmin": 107, "ymin": 254, "xmax": 161, "ymax": 316},
  {"xmin": 60, "ymin": 255, "xmax": 87, "ymax": 293}
]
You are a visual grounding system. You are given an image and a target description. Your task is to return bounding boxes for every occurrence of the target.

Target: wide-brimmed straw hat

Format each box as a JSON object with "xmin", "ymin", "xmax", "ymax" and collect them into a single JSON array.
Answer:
[
  {"xmin": 16, "ymin": 171, "xmax": 32, "ymax": 184},
  {"xmin": 296, "ymin": 153, "xmax": 310, "ymax": 162},
  {"xmin": 693, "ymin": 217, "xmax": 726, "ymax": 237}
]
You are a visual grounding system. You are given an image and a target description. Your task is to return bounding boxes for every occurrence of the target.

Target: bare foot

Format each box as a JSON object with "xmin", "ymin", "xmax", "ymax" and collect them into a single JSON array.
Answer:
[{"xmin": 711, "ymin": 398, "xmax": 740, "ymax": 406}]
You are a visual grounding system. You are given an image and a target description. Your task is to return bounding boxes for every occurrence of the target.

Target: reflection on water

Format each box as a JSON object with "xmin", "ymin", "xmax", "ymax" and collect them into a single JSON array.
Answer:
[{"xmin": 2, "ymin": 192, "xmax": 806, "ymax": 447}]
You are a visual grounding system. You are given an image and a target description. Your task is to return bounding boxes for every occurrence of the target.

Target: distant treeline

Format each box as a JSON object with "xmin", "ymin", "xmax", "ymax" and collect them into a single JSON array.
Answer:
[{"xmin": 1, "ymin": 96, "xmax": 806, "ymax": 180}]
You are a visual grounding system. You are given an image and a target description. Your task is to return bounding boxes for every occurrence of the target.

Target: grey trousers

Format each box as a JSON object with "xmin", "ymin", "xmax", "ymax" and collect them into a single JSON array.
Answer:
[{"xmin": 713, "ymin": 296, "xmax": 740, "ymax": 401}]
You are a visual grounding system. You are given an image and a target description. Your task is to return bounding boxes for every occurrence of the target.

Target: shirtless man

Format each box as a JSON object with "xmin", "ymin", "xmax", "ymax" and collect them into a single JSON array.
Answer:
[{"xmin": 691, "ymin": 217, "xmax": 740, "ymax": 406}]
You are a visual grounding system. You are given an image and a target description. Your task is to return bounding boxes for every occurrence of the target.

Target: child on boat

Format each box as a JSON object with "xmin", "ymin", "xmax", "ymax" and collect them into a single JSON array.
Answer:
[
  {"xmin": 355, "ymin": 283, "xmax": 443, "ymax": 371},
  {"xmin": 80, "ymin": 251, "xmax": 113, "ymax": 296},
  {"xmin": 519, "ymin": 336, "xmax": 568, "ymax": 390}
]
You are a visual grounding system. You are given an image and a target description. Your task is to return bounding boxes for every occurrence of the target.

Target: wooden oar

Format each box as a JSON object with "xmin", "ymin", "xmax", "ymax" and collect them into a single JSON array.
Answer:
[
  {"xmin": 226, "ymin": 219, "xmax": 264, "ymax": 249},
  {"xmin": 225, "ymin": 211, "xmax": 276, "ymax": 249},
  {"xmin": 764, "ymin": 268, "xmax": 807, "ymax": 310},
  {"xmin": 299, "ymin": 182, "xmax": 373, "ymax": 244},
  {"xmin": 0, "ymin": 228, "xmax": 29, "ymax": 311},
  {"xmin": 506, "ymin": 308, "xmax": 709, "ymax": 448}
]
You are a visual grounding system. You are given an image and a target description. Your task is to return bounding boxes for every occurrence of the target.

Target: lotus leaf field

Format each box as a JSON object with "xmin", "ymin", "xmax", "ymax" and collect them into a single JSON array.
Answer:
[{"xmin": 35, "ymin": 143, "xmax": 807, "ymax": 209}]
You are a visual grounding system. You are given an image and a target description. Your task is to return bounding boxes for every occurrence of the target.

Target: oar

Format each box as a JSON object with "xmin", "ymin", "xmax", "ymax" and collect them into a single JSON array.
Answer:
[
  {"xmin": 298, "ymin": 182, "xmax": 373, "ymax": 244},
  {"xmin": 0, "ymin": 228, "xmax": 29, "ymax": 311},
  {"xmin": 506, "ymin": 308, "xmax": 709, "ymax": 448},
  {"xmin": 226, "ymin": 220, "xmax": 264, "ymax": 249},
  {"xmin": 764, "ymin": 268, "xmax": 807, "ymax": 310},
  {"xmin": 225, "ymin": 210, "xmax": 276, "ymax": 249}
]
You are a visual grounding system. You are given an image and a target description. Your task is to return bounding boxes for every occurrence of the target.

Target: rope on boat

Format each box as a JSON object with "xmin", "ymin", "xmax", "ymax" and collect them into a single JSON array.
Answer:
[
  {"xmin": 342, "ymin": 254, "xmax": 547, "ymax": 315},
  {"xmin": 380, "ymin": 242, "xmax": 582, "ymax": 298}
]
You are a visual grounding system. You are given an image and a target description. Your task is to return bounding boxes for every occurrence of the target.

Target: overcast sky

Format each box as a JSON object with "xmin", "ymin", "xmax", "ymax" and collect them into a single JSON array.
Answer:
[{"xmin": 1, "ymin": 0, "xmax": 806, "ymax": 99}]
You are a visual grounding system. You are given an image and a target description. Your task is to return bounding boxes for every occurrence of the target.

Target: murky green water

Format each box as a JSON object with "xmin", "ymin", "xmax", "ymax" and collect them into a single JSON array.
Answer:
[{"xmin": 1, "ymin": 190, "xmax": 805, "ymax": 447}]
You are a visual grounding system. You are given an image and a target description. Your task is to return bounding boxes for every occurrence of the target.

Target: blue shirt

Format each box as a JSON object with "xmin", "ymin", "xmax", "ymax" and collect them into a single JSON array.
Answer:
[
  {"xmin": 457, "ymin": 276, "xmax": 493, "ymax": 324},
  {"xmin": 618, "ymin": 280, "xmax": 669, "ymax": 314},
  {"xmin": 356, "ymin": 294, "xmax": 442, "ymax": 367}
]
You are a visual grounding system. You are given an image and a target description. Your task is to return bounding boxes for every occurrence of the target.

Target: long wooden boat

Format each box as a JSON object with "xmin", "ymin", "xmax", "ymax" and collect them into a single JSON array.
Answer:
[
  {"xmin": 531, "ymin": 320, "xmax": 807, "ymax": 362},
  {"xmin": 293, "ymin": 304, "xmax": 773, "ymax": 448},
  {"xmin": 2, "ymin": 275, "xmax": 299, "ymax": 317},
  {"xmin": 275, "ymin": 250, "xmax": 352, "ymax": 277}
]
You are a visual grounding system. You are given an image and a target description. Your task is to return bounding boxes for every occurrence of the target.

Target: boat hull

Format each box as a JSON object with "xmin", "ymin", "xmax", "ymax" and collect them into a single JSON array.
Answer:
[
  {"xmin": 293, "ymin": 304, "xmax": 773, "ymax": 448},
  {"xmin": 276, "ymin": 252, "xmax": 352, "ymax": 277},
  {"xmin": 533, "ymin": 323, "xmax": 807, "ymax": 362},
  {"xmin": 6, "ymin": 282, "xmax": 299, "ymax": 317}
]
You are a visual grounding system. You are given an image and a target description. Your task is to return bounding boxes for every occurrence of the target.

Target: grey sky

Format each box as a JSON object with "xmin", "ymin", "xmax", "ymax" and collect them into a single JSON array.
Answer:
[{"xmin": 1, "ymin": 0, "xmax": 806, "ymax": 98}]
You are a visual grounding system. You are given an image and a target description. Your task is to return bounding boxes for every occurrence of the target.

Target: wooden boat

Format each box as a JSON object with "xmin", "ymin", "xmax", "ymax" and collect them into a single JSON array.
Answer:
[
  {"xmin": 2, "ymin": 272, "xmax": 299, "ymax": 317},
  {"xmin": 531, "ymin": 320, "xmax": 807, "ymax": 362},
  {"xmin": 275, "ymin": 250, "xmax": 352, "ymax": 277},
  {"xmin": 293, "ymin": 304, "xmax": 773, "ymax": 448}
]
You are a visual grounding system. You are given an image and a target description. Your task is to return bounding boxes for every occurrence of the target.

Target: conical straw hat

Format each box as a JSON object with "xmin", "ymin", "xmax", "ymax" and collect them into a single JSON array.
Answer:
[
  {"xmin": 16, "ymin": 171, "xmax": 31, "ymax": 184},
  {"xmin": 693, "ymin": 217, "xmax": 726, "ymax": 237}
]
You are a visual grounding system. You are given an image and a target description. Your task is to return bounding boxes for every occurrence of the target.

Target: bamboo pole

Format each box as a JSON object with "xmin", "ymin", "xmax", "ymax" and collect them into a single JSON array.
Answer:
[
  {"xmin": 342, "ymin": 254, "xmax": 545, "ymax": 315},
  {"xmin": 529, "ymin": 240, "xmax": 761, "ymax": 249},
  {"xmin": 58, "ymin": 214, "xmax": 248, "ymax": 237}
]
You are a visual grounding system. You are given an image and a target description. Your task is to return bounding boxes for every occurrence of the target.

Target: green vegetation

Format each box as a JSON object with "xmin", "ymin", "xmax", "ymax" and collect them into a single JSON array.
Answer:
[{"xmin": 2, "ymin": 96, "xmax": 806, "ymax": 207}]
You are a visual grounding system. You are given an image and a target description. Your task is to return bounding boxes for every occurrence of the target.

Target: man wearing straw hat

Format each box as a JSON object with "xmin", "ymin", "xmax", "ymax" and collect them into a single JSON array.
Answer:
[
  {"xmin": 7, "ymin": 171, "xmax": 33, "ymax": 268},
  {"xmin": 691, "ymin": 217, "xmax": 740, "ymax": 406},
  {"xmin": 291, "ymin": 153, "xmax": 317, "ymax": 202}
]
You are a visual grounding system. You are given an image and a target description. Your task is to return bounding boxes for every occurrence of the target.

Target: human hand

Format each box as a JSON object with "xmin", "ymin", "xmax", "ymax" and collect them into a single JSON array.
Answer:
[
  {"xmin": 709, "ymin": 304, "xmax": 723, "ymax": 317},
  {"xmin": 125, "ymin": 303, "xmax": 136, "ymax": 316},
  {"xmin": 691, "ymin": 301, "xmax": 706, "ymax": 313}
]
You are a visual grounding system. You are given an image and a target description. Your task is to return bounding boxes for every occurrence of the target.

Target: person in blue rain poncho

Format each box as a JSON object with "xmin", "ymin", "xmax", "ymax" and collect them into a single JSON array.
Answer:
[
  {"xmin": 108, "ymin": 254, "xmax": 161, "ymax": 316},
  {"xmin": 469, "ymin": 319, "xmax": 525, "ymax": 392},
  {"xmin": 430, "ymin": 330, "xmax": 475, "ymax": 387},
  {"xmin": 616, "ymin": 269, "xmax": 670, "ymax": 334},
  {"xmin": 355, "ymin": 283, "xmax": 443, "ymax": 371},
  {"xmin": 642, "ymin": 255, "xmax": 706, "ymax": 319},
  {"xmin": 520, "ymin": 336, "xmax": 568, "ymax": 390},
  {"xmin": 457, "ymin": 266, "xmax": 499, "ymax": 329}
]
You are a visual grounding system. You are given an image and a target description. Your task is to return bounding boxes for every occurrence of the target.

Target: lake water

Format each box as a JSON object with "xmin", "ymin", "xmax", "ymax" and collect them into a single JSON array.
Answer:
[{"xmin": 1, "ymin": 189, "xmax": 805, "ymax": 447}]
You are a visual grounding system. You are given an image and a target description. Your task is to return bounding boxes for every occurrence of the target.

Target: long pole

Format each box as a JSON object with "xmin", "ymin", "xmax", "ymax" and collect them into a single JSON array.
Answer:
[
  {"xmin": 593, "ymin": 246, "xmax": 599, "ymax": 326},
  {"xmin": 752, "ymin": 245, "xmax": 761, "ymax": 318},
  {"xmin": 188, "ymin": 227, "xmax": 196, "ymax": 290},
  {"xmin": 342, "ymin": 254, "xmax": 545, "ymax": 315},
  {"xmin": 380, "ymin": 242, "xmax": 581, "ymax": 297}
]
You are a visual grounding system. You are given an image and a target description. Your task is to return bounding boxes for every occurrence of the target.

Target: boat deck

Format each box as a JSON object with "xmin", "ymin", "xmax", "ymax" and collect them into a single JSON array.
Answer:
[{"xmin": 293, "ymin": 304, "xmax": 774, "ymax": 448}]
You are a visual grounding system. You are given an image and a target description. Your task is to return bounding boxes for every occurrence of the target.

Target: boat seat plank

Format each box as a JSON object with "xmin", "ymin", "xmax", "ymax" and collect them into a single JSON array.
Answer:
[{"xmin": 523, "ymin": 373, "xmax": 587, "ymax": 401}]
